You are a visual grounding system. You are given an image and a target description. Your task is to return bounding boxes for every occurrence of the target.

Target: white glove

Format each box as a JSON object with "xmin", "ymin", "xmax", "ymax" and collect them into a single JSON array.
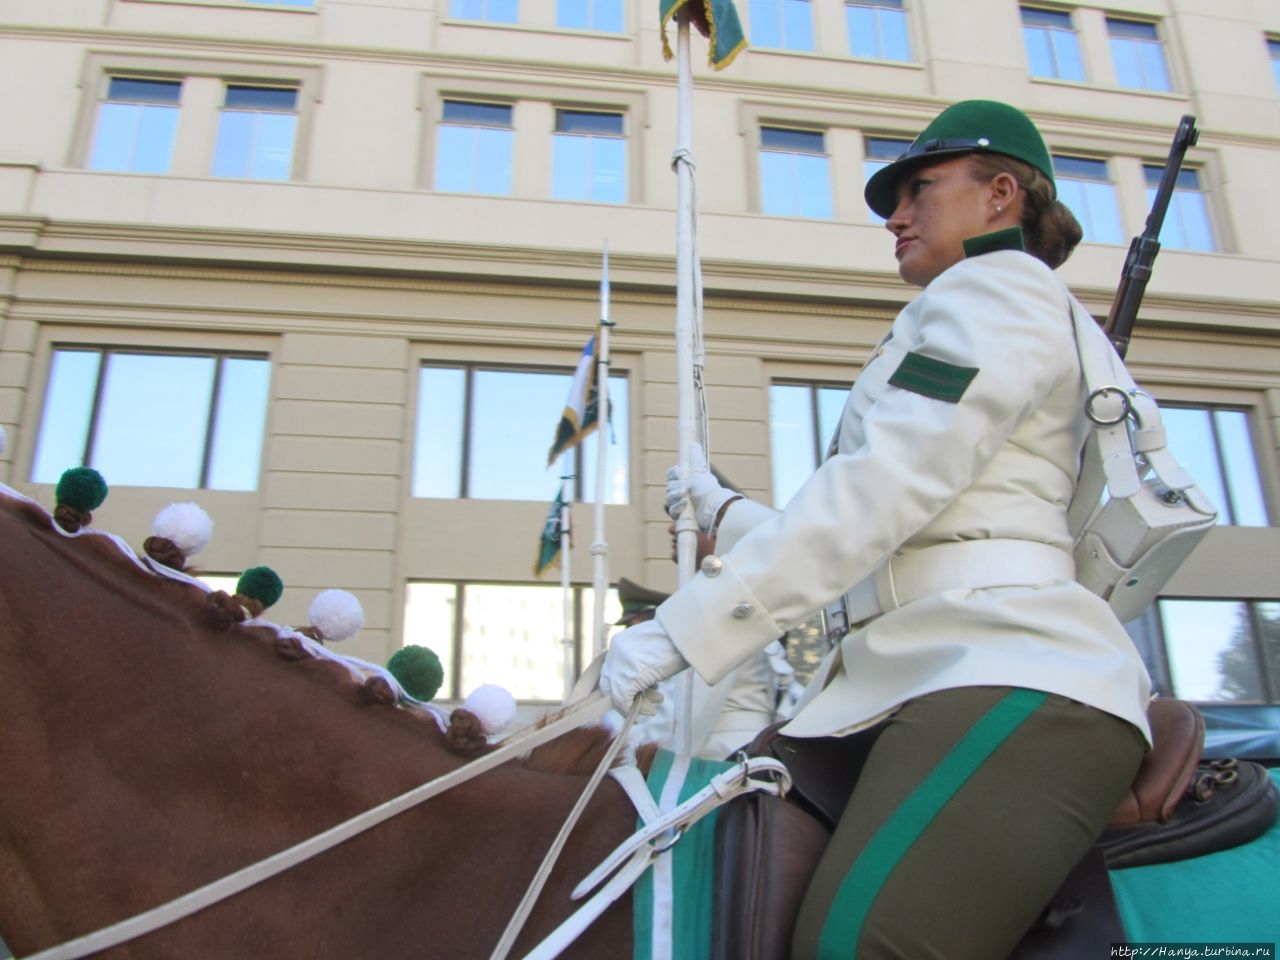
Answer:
[
  {"xmin": 663, "ymin": 442, "xmax": 737, "ymax": 535},
  {"xmin": 599, "ymin": 618, "xmax": 689, "ymax": 717}
]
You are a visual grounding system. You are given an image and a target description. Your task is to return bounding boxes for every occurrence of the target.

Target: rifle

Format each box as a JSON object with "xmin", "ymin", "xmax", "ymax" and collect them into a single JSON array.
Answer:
[{"xmin": 1103, "ymin": 115, "xmax": 1200, "ymax": 359}]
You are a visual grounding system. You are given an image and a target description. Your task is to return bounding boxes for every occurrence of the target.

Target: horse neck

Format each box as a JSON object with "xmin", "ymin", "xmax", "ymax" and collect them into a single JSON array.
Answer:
[{"xmin": 0, "ymin": 494, "xmax": 637, "ymax": 959}]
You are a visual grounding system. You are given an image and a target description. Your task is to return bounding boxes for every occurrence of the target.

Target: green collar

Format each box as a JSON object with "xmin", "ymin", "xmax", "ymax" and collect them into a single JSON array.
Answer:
[{"xmin": 962, "ymin": 227, "xmax": 1026, "ymax": 258}]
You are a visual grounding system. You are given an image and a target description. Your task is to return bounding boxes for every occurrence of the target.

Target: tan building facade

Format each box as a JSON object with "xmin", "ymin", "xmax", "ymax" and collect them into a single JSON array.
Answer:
[{"xmin": 1, "ymin": 0, "xmax": 1277, "ymax": 741}]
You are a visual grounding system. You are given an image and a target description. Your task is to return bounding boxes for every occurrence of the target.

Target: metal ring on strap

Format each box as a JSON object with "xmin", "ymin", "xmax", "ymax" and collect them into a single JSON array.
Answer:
[{"xmin": 1085, "ymin": 386, "xmax": 1132, "ymax": 426}]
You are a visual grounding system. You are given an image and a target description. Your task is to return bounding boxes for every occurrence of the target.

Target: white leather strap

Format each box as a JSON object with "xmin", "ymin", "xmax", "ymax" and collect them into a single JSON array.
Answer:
[
  {"xmin": 571, "ymin": 756, "xmax": 792, "ymax": 901},
  {"xmin": 22, "ymin": 694, "xmax": 613, "ymax": 960}
]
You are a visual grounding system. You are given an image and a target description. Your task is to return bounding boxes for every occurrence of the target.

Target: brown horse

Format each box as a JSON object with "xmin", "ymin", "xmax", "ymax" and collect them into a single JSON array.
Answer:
[{"xmin": 0, "ymin": 489, "xmax": 641, "ymax": 960}]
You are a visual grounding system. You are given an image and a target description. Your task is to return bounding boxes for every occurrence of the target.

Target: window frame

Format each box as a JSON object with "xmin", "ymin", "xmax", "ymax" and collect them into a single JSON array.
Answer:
[
  {"xmin": 1157, "ymin": 402, "xmax": 1271, "ymax": 528},
  {"xmin": 1106, "ymin": 16, "xmax": 1173, "ymax": 92},
  {"xmin": 1020, "ymin": 5, "xmax": 1085, "ymax": 82},
  {"xmin": 86, "ymin": 76, "xmax": 184, "ymax": 174},
  {"xmin": 844, "ymin": 0, "xmax": 912, "ymax": 62},
  {"xmin": 433, "ymin": 98, "xmax": 516, "ymax": 195},
  {"xmin": 757, "ymin": 124, "xmax": 834, "ymax": 219},
  {"xmin": 551, "ymin": 108, "xmax": 628, "ymax": 204},
  {"xmin": 72, "ymin": 52, "xmax": 319, "ymax": 180},
  {"xmin": 419, "ymin": 77, "xmax": 647, "ymax": 200},
  {"xmin": 749, "ymin": 0, "xmax": 816, "ymax": 52},
  {"xmin": 212, "ymin": 83, "xmax": 301, "ymax": 181},
  {"xmin": 22, "ymin": 327, "xmax": 275, "ymax": 494},
  {"xmin": 1051, "ymin": 154, "xmax": 1124, "ymax": 245},
  {"xmin": 768, "ymin": 378, "xmax": 850, "ymax": 507},
  {"xmin": 448, "ymin": 0, "xmax": 519, "ymax": 24},
  {"xmin": 556, "ymin": 0, "xmax": 624, "ymax": 33},
  {"xmin": 411, "ymin": 359, "xmax": 631, "ymax": 504}
]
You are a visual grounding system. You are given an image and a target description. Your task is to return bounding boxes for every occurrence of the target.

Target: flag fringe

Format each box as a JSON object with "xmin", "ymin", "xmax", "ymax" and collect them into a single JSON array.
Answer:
[{"xmin": 661, "ymin": 0, "xmax": 747, "ymax": 70}]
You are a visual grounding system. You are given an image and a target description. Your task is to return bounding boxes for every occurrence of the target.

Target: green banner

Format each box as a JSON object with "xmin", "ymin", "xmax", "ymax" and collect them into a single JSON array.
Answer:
[{"xmin": 660, "ymin": 0, "xmax": 746, "ymax": 70}]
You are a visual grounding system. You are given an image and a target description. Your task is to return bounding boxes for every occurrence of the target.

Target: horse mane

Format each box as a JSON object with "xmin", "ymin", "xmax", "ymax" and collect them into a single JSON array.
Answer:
[
  {"xmin": 0, "ymin": 485, "xmax": 648, "ymax": 960},
  {"xmin": 0, "ymin": 489, "xmax": 630, "ymax": 765}
]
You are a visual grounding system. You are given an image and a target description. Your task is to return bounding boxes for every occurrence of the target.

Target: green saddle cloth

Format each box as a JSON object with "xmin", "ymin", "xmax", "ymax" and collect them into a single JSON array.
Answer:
[
  {"xmin": 633, "ymin": 750, "xmax": 735, "ymax": 960},
  {"xmin": 1110, "ymin": 768, "xmax": 1280, "ymax": 942}
]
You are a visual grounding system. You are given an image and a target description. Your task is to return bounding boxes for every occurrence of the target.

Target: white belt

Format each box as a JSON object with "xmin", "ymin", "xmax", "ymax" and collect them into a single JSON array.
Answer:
[{"xmin": 823, "ymin": 539, "xmax": 1076, "ymax": 643}]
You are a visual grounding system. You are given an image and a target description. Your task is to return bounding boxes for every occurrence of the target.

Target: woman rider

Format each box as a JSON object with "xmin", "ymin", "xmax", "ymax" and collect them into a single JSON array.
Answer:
[{"xmin": 599, "ymin": 99, "xmax": 1151, "ymax": 958}]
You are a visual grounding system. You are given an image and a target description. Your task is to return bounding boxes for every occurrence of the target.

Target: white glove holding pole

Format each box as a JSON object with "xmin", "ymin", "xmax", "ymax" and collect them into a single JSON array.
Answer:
[
  {"xmin": 599, "ymin": 618, "xmax": 688, "ymax": 716},
  {"xmin": 663, "ymin": 441, "xmax": 737, "ymax": 535}
]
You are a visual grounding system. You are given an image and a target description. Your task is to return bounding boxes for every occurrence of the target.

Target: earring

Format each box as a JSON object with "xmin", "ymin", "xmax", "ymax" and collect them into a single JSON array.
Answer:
[{"xmin": 996, "ymin": 206, "xmax": 1003, "ymax": 214}]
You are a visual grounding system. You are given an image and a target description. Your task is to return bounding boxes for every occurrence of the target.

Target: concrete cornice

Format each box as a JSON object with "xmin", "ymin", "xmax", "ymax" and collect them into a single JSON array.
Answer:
[{"xmin": 3, "ymin": 215, "xmax": 1276, "ymax": 331}]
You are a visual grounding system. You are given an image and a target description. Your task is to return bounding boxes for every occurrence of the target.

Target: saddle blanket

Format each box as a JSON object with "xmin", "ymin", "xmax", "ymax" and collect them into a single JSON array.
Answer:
[
  {"xmin": 634, "ymin": 750, "xmax": 735, "ymax": 960},
  {"xmin": 1110, "ymin": 768, "xmax": 1280, "ymax": 941}
]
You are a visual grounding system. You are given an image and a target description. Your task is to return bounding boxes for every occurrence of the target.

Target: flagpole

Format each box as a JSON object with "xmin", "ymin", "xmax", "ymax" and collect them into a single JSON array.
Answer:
[
  {"xmin": 591, "ymin": 242, "xmax": 613, "ymax": 660},
  {"xmin": 672, "ymin": 9, "xmax": 699, "ymax": 756},
  {"xmin": 558, "ymin": 471, "xmax": 574, "ymax": 699}
]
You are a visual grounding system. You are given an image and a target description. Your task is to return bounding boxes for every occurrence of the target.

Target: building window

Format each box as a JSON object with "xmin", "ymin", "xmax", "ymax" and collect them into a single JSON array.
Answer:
[
  {"xmin": 1270, "ymin": 38, "xmax": 1280, "ymax": 90},
  {"xmin": 1144, "ymin": 165, "xmax": 1215, "ymax": 251},
  {"xmin": 1052, "ymin": 156, "xmax": 1123, "ymax": 244},
  {"xmin": 211, "ymin": 85, "xmax": 298, "ymax": 180},
  {"xmin": 769, "ymin": 381, "xmax": 847, "ymax": 507},
  {"xmin": 1108, "ymin": 18, "xmax": 1171, "ymax": 91},
  {"xmin": 863, "ymin": 136, "xmax": 910, "ymax": 224},
  {"xmin": 846, "ymin": 0, "xmax": 911, "ymax": 61},
  {"xmin": 449, "ymin": 0, "xmax": 518, "ymax": 23},
  {"xmin": 1021, "ymin": 7, "xmax": 1084, "ymax": 81},
  {"xmin": 558, "ymin": 0, "xmax": 623, "ymax": 32},
  {"xmin": 31, "ymin": 348, "xmax": 270, "ymax": 490},
  {"xmin": 412, "ymin": 365, "xmax": 629, "ymax": 502},
  {"xmin": 552, "ymin": 110, "xmax": 626, "ymax": 203},
  {"xmin": 403, "ymin": 582, "xmax": 621, "ymax": 701},
  {"xmin": 749, "ymin": 0, "xmax": 815, "ymax": 51},
  {"xmin": 1160, "ymin": 406, "xmax": 1269, "ymax": 527},
  {"xmin": 88, "ymin": 77, "xmax": 182, "ymax": 174},
  {"xmin": 435, "ymin": 100, "xmax": 514, "ymax": 195},
  {"xmin": 1127, "ymin": 600, "xmax": 1280, "ymax": 704},
  {"xmin": 759, "ymin": 127, "xmax": 833, "ymax": 219}
]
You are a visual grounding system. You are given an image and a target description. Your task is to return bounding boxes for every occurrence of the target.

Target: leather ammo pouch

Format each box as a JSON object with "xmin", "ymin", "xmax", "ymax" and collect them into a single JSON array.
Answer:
[{"xmin": 1065, "ymin": 296, "xmax": 1217, "ymax": 623}]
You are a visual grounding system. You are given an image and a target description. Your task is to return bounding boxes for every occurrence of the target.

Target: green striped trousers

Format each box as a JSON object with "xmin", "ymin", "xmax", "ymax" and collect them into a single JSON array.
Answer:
[{"xmin": 791, "ymin": 686, "xmax": 1145, "ymax": 960}]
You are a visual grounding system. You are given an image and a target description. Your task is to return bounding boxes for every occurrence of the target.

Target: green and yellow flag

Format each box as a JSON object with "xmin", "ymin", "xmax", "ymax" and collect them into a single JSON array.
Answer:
[
  {"xmin": 660, "ymin": 0, "xmax": 747, "ymax": 70},
  {"xmin": 533, "ymin": 489, "xmax": 570, "ymax": 578}
]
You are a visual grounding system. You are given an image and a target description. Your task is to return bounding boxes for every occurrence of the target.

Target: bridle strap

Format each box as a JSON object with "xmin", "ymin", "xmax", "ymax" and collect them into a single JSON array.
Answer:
[
  {"xmin": 20, "ymin": 693, "xmax": 613, "ymax": 960},
  {"xmin": 487, "ymin": 698, "xmax": 642, "ymax": 960}
]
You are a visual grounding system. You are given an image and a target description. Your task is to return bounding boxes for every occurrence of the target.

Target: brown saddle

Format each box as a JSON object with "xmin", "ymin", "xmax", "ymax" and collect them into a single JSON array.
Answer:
[{"xmin": 711, "ymin": 698, "xmax": 1278, "ymax": 959}]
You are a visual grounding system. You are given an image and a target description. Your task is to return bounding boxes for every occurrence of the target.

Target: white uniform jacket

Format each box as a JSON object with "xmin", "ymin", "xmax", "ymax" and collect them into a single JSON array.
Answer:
[{"xmin": 655, "ymin": 240, "xmax": 1153, "ymax": 743}]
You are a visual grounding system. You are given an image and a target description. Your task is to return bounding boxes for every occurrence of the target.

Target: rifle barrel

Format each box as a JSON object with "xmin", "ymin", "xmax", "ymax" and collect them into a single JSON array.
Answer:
[{"xmin": 1103, "ymin": 115, "xmax": 1199, "ymax": 358}]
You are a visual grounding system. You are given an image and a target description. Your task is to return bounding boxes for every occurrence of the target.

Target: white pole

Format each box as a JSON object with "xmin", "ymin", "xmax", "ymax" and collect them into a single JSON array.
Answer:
[
  {"xmin": 672, "ymin": 11, "xmax": 698, "ymax": 755},
  {"xmin": 673, "ymin": 13, "xmax": 699, "ymax": 588},
  {"xmin": 591, "ymin": 243, "xmax": 613, "ymax": 660},
  {"xmin": 558, "ymin": 471, "xmax": 574, "ymax": 699}
]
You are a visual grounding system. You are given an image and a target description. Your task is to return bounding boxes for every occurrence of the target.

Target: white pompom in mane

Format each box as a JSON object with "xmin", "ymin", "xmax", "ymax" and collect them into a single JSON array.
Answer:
[
  {"xmin": 462, "ymin": 684, "xmax": 517, "ymax": 736},
  {"xmin": 152, "ymin": 502, "xmax": 214, "ymax": 557},
  {"xmin": 308, "ymin": 588, "xmax": 365, "ymax": 643}
]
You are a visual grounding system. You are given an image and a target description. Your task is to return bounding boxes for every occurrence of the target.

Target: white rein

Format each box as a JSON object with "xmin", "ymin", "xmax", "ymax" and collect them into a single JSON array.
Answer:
[
  {"xmin": 18, "ymin": 693, "xmax": 613, "ymax": 960},
  {"xmin": 19, "ymin": 680, "xmax": 790, "ymax": 960}
]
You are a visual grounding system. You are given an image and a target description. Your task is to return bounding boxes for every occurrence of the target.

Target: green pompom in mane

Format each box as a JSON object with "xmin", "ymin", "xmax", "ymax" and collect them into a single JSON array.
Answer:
[
  {"xmin": 387, "ymin": 645, "xmax": 444, "ymax": 702},
  {"xmin": 56, "ymin": 468, "xmax": 108, "ymax": 512},
  {"xmin": 236, "ymin": 566, "xmax": 284, "ymax": 609}
]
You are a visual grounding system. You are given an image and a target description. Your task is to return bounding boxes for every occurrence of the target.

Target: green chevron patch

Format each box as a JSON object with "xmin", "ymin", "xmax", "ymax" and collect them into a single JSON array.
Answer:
[{"xmin": 889, "ymin": 351, "xmax": 978, "ymax": 403}]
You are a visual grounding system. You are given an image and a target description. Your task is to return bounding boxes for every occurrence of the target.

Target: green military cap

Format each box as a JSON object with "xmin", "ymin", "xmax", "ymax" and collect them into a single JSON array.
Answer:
[
  {"xmin": 616, "ymin": 577, "xmax": 669, "ymax": 626},
  {"xmin": 864, "ymin": 100, "xmax": 1055, "ymax": 219}
]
